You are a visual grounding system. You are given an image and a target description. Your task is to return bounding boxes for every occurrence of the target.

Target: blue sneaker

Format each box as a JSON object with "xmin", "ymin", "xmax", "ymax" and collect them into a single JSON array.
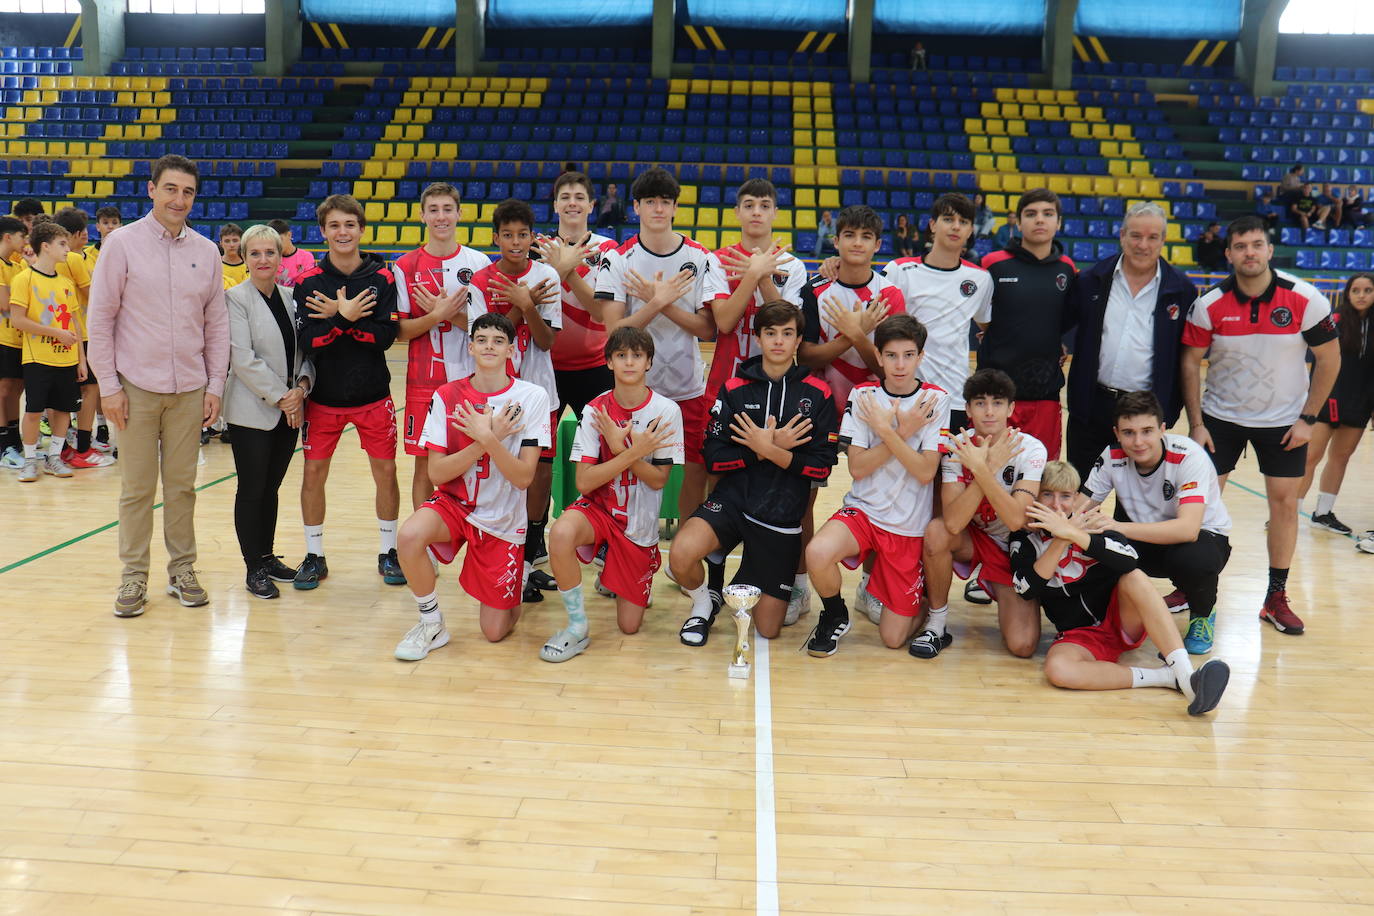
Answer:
[{"xmin": 1183, "ymin": 611, "xmax": 1216, "ymax": 655}]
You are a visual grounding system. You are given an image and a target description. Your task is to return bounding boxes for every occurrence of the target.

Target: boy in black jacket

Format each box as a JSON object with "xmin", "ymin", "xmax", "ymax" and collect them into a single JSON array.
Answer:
[
  {"xmin": 671, "ymin": 301, "xmax": 839, "ymax": 644},
  {"xmin": 294, "ymin": 194, "xmax": 403, "ymax": 589},
  {"xmin": 1012, "ymin": 460, "xmax": 1230, "ymax": 716}
]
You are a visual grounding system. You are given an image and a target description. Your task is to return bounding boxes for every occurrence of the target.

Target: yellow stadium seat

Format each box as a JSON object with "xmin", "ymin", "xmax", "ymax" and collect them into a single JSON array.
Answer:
[
  {"xmin": 363, "ymin": 202, "xmax": 385, "ymax": 223},
  {"xmin": 994, "ymin": 87, "xmax": 1014, "ymax": 102},
  {"xmin": 818, "ymin": 189, "xmax": 840, "ymax": 209},
  {"xmin": 1002, "ymin": 173, "xmax": 1025, "ymax": 192},
  {"xmin": 1108, "ymin": 159, "xmax": 1129, "ymax": 177},
  {"xmin": 774, "ymin": 211, "xmax": 793, "ymax": 229},
  {"xmin": 964, "ymin": 118, "xmax": 984, "ymax": 135},
  {"xmin": 93, "ymin": 181, "xmax": 114, "ymax": 198},
  {"xmin": 1138, "ymin": 179, "xmax": 1162, "ymax": 198},
  {"xmin": 1121, "ymin": 142, "xmax": 1142, "ymax": 158},
  {"xmin": 407, "ymin": 203, "xmax": 422, "ymax": 221},
  {"xmin": 1101, "ymin": 141, "xmax": 1120, "ymax": 158},
  {"xmin": 817, "ymin": 167, "xmax": 838, "ymax": 186},
  {"xmin": 417, "ymin": 143, "xmax": 436, "ymax": 161},
  {"xmin": 675, "ymin": 206, "xmax": 695, "ymax": 225},
  {"xmin": 72, "ymin": 180, "xmax": 94, "ymax": 198},
  {"xmin": 438, "ymin": 143, "xmax": 458, "ymax": 160},
  {"xmin": 796, "ymin": 188, "xmax": 817, "ymax": 209},
  {"xmin": 400, "ymin": 226, "xmax": 423, "ymax": 247},
  {"xmin": 384, "ymin": 202, "xmax": 407, "ymax": 222},
  {"xmin": 794, "ymin": 149, "xmax": 815, "ymax": 166},
  {"xmin": 794, "ymin": 129, "xmax": 814, "ymax": 148},
  {"xmin": 374, "ymin": 226, "xmax": 399, "ymax": 246},
  {"xmin": 360, "ymin": 226, "xmax": 375, "ymax": 245},
  {"xmin": 974, "ymin": 154, "xmax": 996, "ymax": 172},
  {"xmin": 1014, "ymin": 88, "xmax": 1034, "ymax": 103},
  {"xmin": 459, "ymin": 203, "xmax": 477, "ymax": 223},
  {"xmin": 375, "ymin": 181, "xmax": 396, "ymax": 199},
  {"xmin": 982, "ymin": 174, "xmax": 1003, "ymax": 192},
  {"xmin": 988, "ymin": 193, "xmax": 1007, "ymax": 212},
  {"xmin": 1071, "ymin": 176, "xmax": 1094, "ymax": 196},
  {"xmin": 374, "ymin": 143, "xmax": 394, "ymax": 161},
  {"xmin": 996, "ymin": 155, "xmax": 1017, "ymax": 172},
  {"xmin": 1022, "ymin": 104, "xmax": 1041, "ymax": 120},
  {"xmin": 1129, "ymin": 159, "xmax": 1152, "ymax": 177},
  {"xmin": 679, "ymin": 185, "xmax": 697, "ymax": 205},
  {"xmin": 1084, "ymin": 107, "xmax": 1104, "ymax": 122},
  {"xmin": 697, "ymin": 208, "xmax": 719, "ymax": 227},
  {"xmin": 816, "ymin": 130, "xmax": 835, "ymax": 147},
  {"xmin": 471, "ymin": 227, "xmax": 493, "ymax": 248},
  {"xmin": 1093, "ymin": 177, "xmax": 1116, "ymax": 195},
  {"xmin": 721, "ymin": 208, "xmax": 740, "ymax": 228},
  {"xmin": 478, "ymin": 204, "xmax": 497, "ymax": 221},
  {"xmin": 382, "ymin": 125, "xmax": 404, "ymax": 141},
  {"xmin": 795, "ymin": 210, "xmax": 817, "ymax": 230},
  {"xmin": 355, "ymin": 180, "xmax": 374, "ymax": 199},
  {"xmin": 1000, "ymin": 103, "xmax": 1020, "ymax": 118},
  {"xmin": 813, "ymin": 96, "xmax": 832, "ymax": 113},
  {"xmin": 394, "ymin": 143, "xmax": 416, "ymax": 160},
  {"xmin": 362, "ymin": 161, "xmax": 385, "ymax": 178},
  {"xmin": 1111, "ymin": 123, "xmax": 1132, "ymax": 140},
  {"xmin": 990, "ymin": 136, "xmax": 1011, "ymax": 153},
  {"xmin": 1091, "ymin": 123, "xmax": 1111, "ymax": 139},
  {"xmin": 1064, "ymin": 106, "xmax": 1083, "ymax": 121},
  {"xmin": 815, "ymin": 149, "xmax": 836, "ymax": 166},
  {"xmin": 694, "ymin": 230, "xmax": 717, "ymax": 249},
  {"xmin": 969, "ymin": 136, "xmax": 990, "ymax": 153},
  {"xmin": 1070, "ymin": 123, "xmax": 1090, "ymax": 139},
  {"xmin": 979, "ymin": 102, "xmax": 999, "ymax": 118},
  {"xmin": 453, "ymin": 227, "xmax": 470, "ymax": 246},
  {"xmin": 1043, "ymin": 105, "xmax": 1061, "ymax": 120},
  {"xmin": 1047, "ymin": 176, "xmax": 1070, "ymax": 195},
  {"xmin": 1166, "ymin": 222, "xmax": 1183, "ymax": 242},
  {"xmin": 986, "ymin": 118, "xmax": 1005, "ymax": 135}
]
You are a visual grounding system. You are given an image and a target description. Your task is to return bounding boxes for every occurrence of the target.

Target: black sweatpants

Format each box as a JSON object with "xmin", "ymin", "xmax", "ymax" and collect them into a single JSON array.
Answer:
[
  {"xmin": 1130, "ymin": 530, "xmax": 1231, "ymax": 620},
  {"xmin": 228, "ymin": 418, "xmax": 299, "ymax": 568}
]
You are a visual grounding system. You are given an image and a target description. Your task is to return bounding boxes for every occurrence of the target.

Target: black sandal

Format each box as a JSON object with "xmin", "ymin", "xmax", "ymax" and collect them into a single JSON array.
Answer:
[{"xmin": 679, "ymin": 613, "xmax": 715, "ymax": 646}]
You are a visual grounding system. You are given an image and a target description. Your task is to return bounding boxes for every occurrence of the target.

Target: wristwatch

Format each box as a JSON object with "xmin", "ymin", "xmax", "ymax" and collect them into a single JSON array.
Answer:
[{"xmin": 1298, "ymin": 413, "xmax": 1318, "ymax": 425}]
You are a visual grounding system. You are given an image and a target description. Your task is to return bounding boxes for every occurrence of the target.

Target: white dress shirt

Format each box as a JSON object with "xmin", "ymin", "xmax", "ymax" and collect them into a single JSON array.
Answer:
[{"xmin": 1097, "ymin": 259, "xmax": 1160, "ymax": 391}]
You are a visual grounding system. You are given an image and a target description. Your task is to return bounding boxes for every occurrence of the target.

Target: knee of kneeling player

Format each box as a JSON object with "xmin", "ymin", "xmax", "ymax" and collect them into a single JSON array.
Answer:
[
  {"xmin": 1043, "ymin": 652, "xmax": 1078, "ymax": 687},
  {"xmin": 879, "ymin": 628, "xmax": 908, "ymax": 650},
  {"xmin": 1005, "ymin": 634, "xmax": 1037, "ymax": 658}
]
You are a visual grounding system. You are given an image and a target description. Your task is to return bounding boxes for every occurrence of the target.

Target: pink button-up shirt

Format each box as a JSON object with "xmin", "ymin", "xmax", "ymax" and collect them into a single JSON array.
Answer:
[{"xmin": 87, "ymin": 213, "xmax": 230, "ymax": 397}]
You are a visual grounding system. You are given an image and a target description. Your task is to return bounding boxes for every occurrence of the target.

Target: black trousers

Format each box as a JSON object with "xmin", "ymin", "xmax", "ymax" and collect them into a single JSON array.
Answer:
[
  {"xmin": 1131, "ymin": 530, "xmax": 1232, "ymax": 620},
  {"xmin": 229, "ymin": 418, "xmax": 299, "ymax": 568}
]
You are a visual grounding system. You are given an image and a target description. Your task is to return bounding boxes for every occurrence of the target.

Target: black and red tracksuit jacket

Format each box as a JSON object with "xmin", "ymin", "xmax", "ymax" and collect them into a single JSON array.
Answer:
[
  {"xmin": 294, "ymin": 251, "xmax": 399, "ymax": 408},
  {"xmin": 704, "ymin": 355, "xmax": 839, "ymax": 530},
  {"xmin": 978, "ymin": 240, "xmax": 1077, "ymax": 402}
]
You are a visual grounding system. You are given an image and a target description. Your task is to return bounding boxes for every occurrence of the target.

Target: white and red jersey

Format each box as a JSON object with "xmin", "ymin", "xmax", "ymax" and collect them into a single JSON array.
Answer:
[
  {"xmin": 799, "ymin": 272, "xmax": 907, "ymax": 405},
  {"xmin": 880, "ymin": 256, "xmax": 992, "ymax": 400},
  {"xmin": 419, "ymin": 376, "xmax": 553, "ymax": 544},
  {"xmin": 705, "ymin": 241, "xmax": 808, "ymax": 395},
  {"xmin": 1082, "ymin": 434, "xmax": 1232, "ymax": 537},
  {"xmin": 838, "ymin": 380, "xmax": 950, "ymax": 537},
  {"xmin": 467, "ymin": 259, "xmax": 564, "ymax": 409},
  {"xmin": 593, "ymin": 233, "xmax": 730, "ymax": 401},
  {"xmin": 940, "ymin": 430, "xmax": 1047, "ymax": 546},
  {"xmin": 551, "ymin": 231, "xmax": 618, "ymax": 372},
  {"xmin": 394, "ymin": 245, "xmax": 493, "ymax": 392},
  {"xmin": 571, "ymin": 389, "xmax": 684, "ymax": 547},
  {"xmin": 1182, "ymin": 270, "xmax": 1338, "ymax": 427}
]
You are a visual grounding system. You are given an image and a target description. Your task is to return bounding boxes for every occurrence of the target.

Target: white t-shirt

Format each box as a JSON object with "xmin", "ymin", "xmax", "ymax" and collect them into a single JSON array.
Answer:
[
  {"xmin": 1081, "ymin": 434, "xmax": 1232, "ymax": 537},
  {"xmin": 940, "ymin": 430, "xmax": 1048, "ymax": 546},
  {"xmin": 593, "ymin": 233, "xmax": 730, "ymax": 401},
  {"xmin": 467, "ymin": 259, "xmax": 564, "ymax": 409},
  {"xmin": 420, "ymin": 376, "xmax": 552, "ymax": 543},
  {"xmin": 880, "ymin": 256, "xmax": 992, "ymax": 401},
  {"xmin": 838, "ymin": 380, "xmax": 950, "ymax": 537},
  {"xmin": 571, "ymin": 389, "xmax": 685, "ymax": 547}
]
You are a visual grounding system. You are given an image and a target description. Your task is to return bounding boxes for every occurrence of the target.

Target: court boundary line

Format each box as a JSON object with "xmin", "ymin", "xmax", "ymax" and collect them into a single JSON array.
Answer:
[{"xmin": 754, "ymin": 633, "xmax": 780, "ymax": 916}]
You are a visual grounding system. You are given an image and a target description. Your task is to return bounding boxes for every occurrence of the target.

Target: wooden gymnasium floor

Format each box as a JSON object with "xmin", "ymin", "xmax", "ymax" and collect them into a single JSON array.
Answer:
[{"xmin": 2, "ymin": 354, "xmax": 1373, "ymax": 916}]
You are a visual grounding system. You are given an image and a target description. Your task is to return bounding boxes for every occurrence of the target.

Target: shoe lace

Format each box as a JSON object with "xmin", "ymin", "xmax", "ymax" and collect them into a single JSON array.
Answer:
[
  {"xmin": 1267, "ymin": 590, "xmax": 1293, "ymax": 615},
  {"xmin": 173, "ymin": 569, "xmax": 202, "ymax": 590},
  {"xmin": 119, "ymin": 580, "xmax": 144, "ymax": 599}
]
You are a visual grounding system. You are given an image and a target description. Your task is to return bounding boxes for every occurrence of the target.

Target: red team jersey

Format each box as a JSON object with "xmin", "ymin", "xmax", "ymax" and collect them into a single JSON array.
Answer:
[
  {"xmin": 705, "ymin": 242, "xmax": 808, "ymax": 396},
  {"xmin": 551, "ymin": 232, "xmax": 618, "ymax": 372},
  {"xmin": 466, "ymin": 259, "xmax": 565, "ymax": 409},
  {"xmin": 800, "ymin": 272, "xmax": 907, "ymax": 405},
  {"xmin": 941, "ymin": 431, "xmax": 1048, "ymax": 547},
  {"xmin": 394, "ymin": 245, "xmax": 493, "ymax": 392}
]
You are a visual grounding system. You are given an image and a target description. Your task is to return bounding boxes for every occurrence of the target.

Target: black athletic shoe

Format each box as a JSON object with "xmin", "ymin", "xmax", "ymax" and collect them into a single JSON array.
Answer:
[
  {"xmin": 1187, "ymin": 660, "xmax": 1231, "ymax": 716},
  {"xmin": 523, "ymin": 582, "xmax": 545, "ymax": 603},
  {"xmin": 378, "ymin": 549, "xmax": 406, "ymax": 585},
  {"xmin": 806, "ymin": 610, "xmax": 852, "ymax": 658},
  {"xmin": 294, "ymin": 553, "xmax": 328, "ymax": 590},
  {"xmin": 592, "ymin": 542, "xmax": 608, "ymax": 569},
  {"xmin": 1310, "ymin": 511, "xmax": 1352, "ymax": 535},
  {"xmin": 527, "ymin": 534, "xmax": 549, "ymax": 568},
  {"xmin": 246, "ymin": 565, "xmax": 279, "ymax": 599},
  {"xmin": 219, "ymin": 426, "xmax": 232, "ymax": 445},
  {"xmin": 200, "ymin": 428, "xmax": 211, "ymax": 445},
  {"xmin": 260, "ymin": 554, "xmax": 298, "ymax": 582},
  {"xmin": 527, "ymin": 568, "xmax": 558, "ymax": 590},
  {"xmin": 908, "ymin": 629, "xmax": 953, "ymax": 659}
]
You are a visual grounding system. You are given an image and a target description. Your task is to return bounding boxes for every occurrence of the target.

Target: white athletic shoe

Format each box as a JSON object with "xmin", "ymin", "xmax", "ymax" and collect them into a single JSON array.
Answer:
[
  {"xmin": 395, "ymin": 619, "xmax": 450, "ymax": 661},
  {"xmin": 784, "ymin": 581, "xmax": 811, "ymax": 626},
  {"xmin": 854, "ymin": 583, "xmax": 882, "ymax": 625},
  {"xmin": 1357, "ymin": 532, "xmax": 1374, "ymax": 555},
  {"xmin": 0, "ymin": 446, "xmax": 24, "ymax": 470}
]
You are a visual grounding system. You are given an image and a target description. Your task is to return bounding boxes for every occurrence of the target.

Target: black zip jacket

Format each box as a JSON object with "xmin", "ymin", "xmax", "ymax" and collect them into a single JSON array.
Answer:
[
  {"xmin": 1010, "ymin": 528, "xmax": 1139, "ymax": 634},
  {"xmin": 295, "ymin": 251, "xmax": 400, "ymax": 408},
  {"xmin": 704, "ymin": 355, "xmax": 839, "ymax": 529},
  {"xmin": 978, "ymin": 241, "xmax": 1077, "ymax": 401}
]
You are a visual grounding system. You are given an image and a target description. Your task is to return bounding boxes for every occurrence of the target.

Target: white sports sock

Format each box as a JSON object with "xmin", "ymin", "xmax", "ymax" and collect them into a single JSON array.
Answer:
[
  {"xmin": 1315, "ymin": 492, "xmax": 1337, "ymax": 516},
  {"xmin": 47, "ymin": 436, "xmax": 63, "ymax": 457},
  {"xmin": 1131, "ymin": 666, "xmax": 1177, "ymax": 689},
  {"xmin": 561, "ymin": 585, "xmax": 588, "ymax": 638},
  {"xmin": 23, "ymin": 443, "xmax": 37, "ymax": 459},
  {"xmin": 378, "ymin": 517, "xmax": 398, "ymax": 553},
  {"xmin": 793, "ymin": 572, "xmax": 809, "ymax": 592},
  {"xmin": 685, "ymin": 580, "xmax": 713, "ymax": 618},
  {"xmin": 304, "ymin": 524, "xmax": 324, "ymax": 557},
  {"xmin": 1164, "ymin": 647, "xmax": 1195, "ymax": 701},
  {"xmin": 413, "ymin": 589, "xmax": 440, "ymax": 624},
  {"xmin": 926, "ymin": 604, "xmax": 949, "ymax": 637}
]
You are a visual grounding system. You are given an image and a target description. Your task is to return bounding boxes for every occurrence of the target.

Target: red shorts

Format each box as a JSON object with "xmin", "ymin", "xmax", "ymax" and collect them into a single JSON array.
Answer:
[
  {"xmin": 422, "ymin": 490, "xmax": 524, "ymax": 610},
  {"xmin": 832, "ymin": 507, "xmax": 924, "ymax": 617},
  {"xmin": 1051, "ymin": 588, "xmax": 1145, "ymax": 662},
  {"xmin": 954, "ymin": 526, "xmax": 1014, "ymax": 596},
  {"xmin": 303, "ymin": 396, "xmax": 397, "ymax": 461},
  {"xmin": 1010, "ymin": 399, "xmax": 1062, "ymax": 461},
  {"xmin": 678, "ymin": 392, "xmax": 711, "ymax": 465},
  {"xmin": 403, "ymin": 385, "xmax": 438, "ymax": 457},
  {"xmin": 540, "ymin": 409, "xmax": 559, "ymax": 461},
  {"xmin": 568, "ymin": 498, "xmax": 660, "ymax": 608}
]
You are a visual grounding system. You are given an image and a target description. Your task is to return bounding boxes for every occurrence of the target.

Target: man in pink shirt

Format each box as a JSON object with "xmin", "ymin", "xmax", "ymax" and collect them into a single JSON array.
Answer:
[{"xmin": 87, "ymin": 154, "xmax": 230, "ymax": 619}]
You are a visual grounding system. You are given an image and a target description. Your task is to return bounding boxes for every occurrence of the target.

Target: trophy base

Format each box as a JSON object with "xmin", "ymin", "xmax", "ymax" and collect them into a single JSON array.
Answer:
[{"xmin": 727, "ymin": 662, "xmax": 751, "ymax": 679}]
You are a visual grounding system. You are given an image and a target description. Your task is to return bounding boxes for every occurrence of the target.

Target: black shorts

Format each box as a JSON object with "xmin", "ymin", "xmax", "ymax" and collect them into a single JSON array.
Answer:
[
  {"xmin": 1317, "ymin": 391, "xmax": 1374, "ymax": 429},
  {"xmin": 1203, "ymin": 412, "xmax": 1306, "ymax": 478},
  {"xmin": 555, "ymin": 365, "xmax": 614, "ymax": 424},
  {"xmin": 0, "ymin": 344, "xmax": 21, "ymax": 380},
  {"xmin": 691, "ymin": 495, "xmax": 800, "ymax": 602},
  {"xmin": 22, "ymin": 363, "xmax": 80, "ymax": 413}
]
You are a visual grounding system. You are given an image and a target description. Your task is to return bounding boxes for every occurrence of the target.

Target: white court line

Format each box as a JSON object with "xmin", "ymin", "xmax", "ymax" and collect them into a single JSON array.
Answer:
[{"xmin": 754, "ymin": 634, "xmax": 780, "ymax": 915}]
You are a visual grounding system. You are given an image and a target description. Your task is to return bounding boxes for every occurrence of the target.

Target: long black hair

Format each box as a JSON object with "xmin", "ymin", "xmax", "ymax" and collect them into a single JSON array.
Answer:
[{"xmin": 1336, "ymin": 272, "xmax": 1374, "ymax": 355}]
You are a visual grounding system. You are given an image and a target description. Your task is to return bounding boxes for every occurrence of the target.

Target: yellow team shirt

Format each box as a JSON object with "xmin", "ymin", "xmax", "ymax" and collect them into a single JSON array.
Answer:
[
  {"xmin": 0, "ymin": 257, "xmax": 22, "ymax": 349},
  {"xmin": 55, "ymin": 250, "xmax": 94, "ymax": 340},
  {"xmin": 10, "ymin": 267, "xmax": 80, "ymax": 368},
  {"xmin": 222, "ymin": 259, "xmax": 250, "ymax": 290},
  {"xmin": 83, "ymin": 242, "xmax": 100, "ymax": 268}
]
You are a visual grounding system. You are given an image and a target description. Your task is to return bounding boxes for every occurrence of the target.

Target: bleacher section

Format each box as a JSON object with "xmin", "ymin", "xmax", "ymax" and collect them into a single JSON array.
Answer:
[
  {"xmin": 1, "ymin": 46, "xmax": 81, "ymax": 77},
  {"xmin": 112, "ymin": 47, "xmax": 266, "ymax": 77}
]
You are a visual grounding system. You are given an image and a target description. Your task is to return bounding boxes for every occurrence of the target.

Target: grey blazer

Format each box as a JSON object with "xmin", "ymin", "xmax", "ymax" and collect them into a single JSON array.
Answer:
[{"xmin": 222, "ymin": 279, "xmax": 314, "ymax": 430}]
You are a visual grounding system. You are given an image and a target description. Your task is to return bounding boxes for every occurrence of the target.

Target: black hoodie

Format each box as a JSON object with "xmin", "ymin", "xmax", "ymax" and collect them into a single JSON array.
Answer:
[
  {"xmin": 295, "ymin": 251, "xmax": 400, "ymax": 408},
  {"xmin": 704, "ymin": 355, "xmax": 839, "ymax": 529},
  {"xmin": 977, "ymin": 240, "xmax": 1077, "ymax": 402}
]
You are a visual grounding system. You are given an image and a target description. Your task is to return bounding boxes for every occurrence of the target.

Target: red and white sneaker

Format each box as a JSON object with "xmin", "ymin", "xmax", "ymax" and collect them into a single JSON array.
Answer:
[
  {"xmin": 1260, "ymin": 589, "xmax": 1305, "ymax": 635},
  {"xmin": 64, "ymin": 448, "xmax": 116, "ymax": 469},
  {"xmin": 1164, "ymin": 588, "xmax": 1190, "ymax": 614}
]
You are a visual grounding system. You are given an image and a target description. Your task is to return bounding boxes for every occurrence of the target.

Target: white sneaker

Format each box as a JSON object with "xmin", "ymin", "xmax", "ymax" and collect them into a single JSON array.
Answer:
[
  {"xmin": 395, "ymin": 619, "xmax": 449, "ymax": 661},
  {"xmin": 0, "ymin": 446, "xmax": 23, "ymax": 470},
  {"xmin": 1357, "ymin": 533, "xmax": 1374, "ymax": 555},
  {"xmin": 854, "ymin": 583, "xmax": 882, "ymax": 625},
  {"xmin": 784, "ymin": 581, "xmax": 811, "ymax": 626},
  {"xmin": 43, "ymin": 455, "xmax": 73, "ymax": 478},
  {"xmin": 17, "ymin": 458, "xmax": 38, "ymax": 482},
  {"xmin": 594, "ymin": 573, "xmax": 615, "ymax": 598}
]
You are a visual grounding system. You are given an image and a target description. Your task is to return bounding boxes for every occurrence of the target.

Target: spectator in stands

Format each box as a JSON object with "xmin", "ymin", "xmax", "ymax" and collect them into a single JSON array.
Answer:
[
  {"xmin": 1290, "ymin": 183, "xmax": 1327, "ymax": 230},
  {"xmin": 892, "ymin": 214, "xmax": 916, "ymax": 258},
  {"xmin": 268, "ymin": 218, "xmax": 315, "ymax": 287},
  {"xmin": 1064, "ymin": 201, "xmax": 1196, "ymax": 481},
  {"xmin": 1341, "ymin": 186, "xmax": 1371, "ymax": 227},
  {"xmin": 972, "ymin": 193, "xmax": 995, "ymax": 238},
  {"xmin": 11, "ymin": 199, "xmax": 43, "ymax": 231},
  {"xmin": 910, "ymin": 41, "xmax": 927, "ymax": 71},
  {"xmin": 597, "ymin": 183, "xmax": 626, "ymax": 233},
  {"xmin": 1319, "ymin": 184, "xmax": 1342, "ymax": 228},
  {"xmin": 994, "ymin": 211, "xmax": 1019, "ymax": 248},
  {"xmin": 1255, "ymin": 191, "xmax": 1281, "ymax": 238},
  {"xmin": 87, "ymin": 154, "xmax": 229, "ymax": 619},
  {"xmin": 814, "ymin": 210, "xmax": 836, "ymax": 257},
  {"xmin": 1194, "ymin": 223, "xmax": 1226, "ymax": 272},
  {"xmin": 1279, "ymin": 164, "xmax": 1305, "ymax": 208}
]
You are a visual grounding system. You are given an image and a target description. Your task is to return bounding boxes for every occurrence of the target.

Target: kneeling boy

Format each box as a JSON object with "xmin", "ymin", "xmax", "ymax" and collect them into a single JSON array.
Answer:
[
  {"xmin": 394, "ymin": 313, "xmax": 552, "ymax": 660},
  {"xmin": 1014, "ymin": 461, "xmax": 1231, "ymax": 716},
  {"xmin": 805, "ymin": 315, "xmax": 948, "ymax": 656},
  {"xmin": 671, "ymin": 301, "xmax": 839, "ymax": 643},
  {"xmin": 540, "ymin": 327, "xmax": 683, "ymax": 662}
]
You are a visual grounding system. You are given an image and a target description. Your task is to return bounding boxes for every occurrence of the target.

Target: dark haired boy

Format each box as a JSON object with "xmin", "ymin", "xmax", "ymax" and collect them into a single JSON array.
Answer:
[
  {"xmin": 466, "ymin": 198, "xmax": 563, "ymax": 601},
  {"xmin": 293, "ymin": 193, "xmax": 403, "ymax": 589},
  {"xmin": 540, "ymin": 326, "xmax": 683, "ymax": 662},
  {"xmin": 219, "ymin": 222, "xmax": 249, "ymax": 290},
  {"xmin": 805, "ymin": 314, "xmax": 949, "ymax": 657},
  {"xmin": 394, "ymin": 312, "xmax": 552, "ymax": 660},
  {"xmin": 670, "ymin": 301, "xmax": 839, "ymax": 644}
]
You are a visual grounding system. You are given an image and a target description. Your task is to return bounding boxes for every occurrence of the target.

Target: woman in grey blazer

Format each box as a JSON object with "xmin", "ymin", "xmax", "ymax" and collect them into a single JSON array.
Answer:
[{"xmin": 223, "ymin": 224, "xmax": 314, "ymax": 598}]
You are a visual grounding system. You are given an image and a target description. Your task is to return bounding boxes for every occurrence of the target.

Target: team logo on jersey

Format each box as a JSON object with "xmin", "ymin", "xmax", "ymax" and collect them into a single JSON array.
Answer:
[
  {"xmin": 679, "ymin": 262, "xmax": 699, "ymax": 279},
  {"xmin": 585, "ymin": 252, "xmax": 602, "ymax": 268},
  {"xmin": 456, "ymin": 267, "xmax": 474, "ymax": 284},
  {"xmin": 1003, "ymin": 466, "xmax": 1016, "ymax": 485},
  {"xmin": 1167, "ymin": 303, "xmax": 1180, "ymax": 321},
  {"xmin": 1270, "ymin": 306, "xmax": 1293, "ymax": 328},
  {"xmin": 959, "ymin": 279, "xmax": 978, "ymax": 298},
  {"xmin": 1055, "ymin": 273, "xmax": 1069, "ymax": 291},
  {"xmin": 1180, "ymin": 481, "xmax": 1198, "ymax": 492},
  {"xmin": 1163, "ymin": 479, "xmax": 1176, "ymax": 500},
  {"xmin": 797, "ymin": 397, "xmax": 813, "ymax": 417},
  {"xmin": 1316, "ymin": 314, "xmax": 1337, "ymax": 334},
  {"xmin": 702, "ymin": 499, "xmax": 723, "ymax": 514}
]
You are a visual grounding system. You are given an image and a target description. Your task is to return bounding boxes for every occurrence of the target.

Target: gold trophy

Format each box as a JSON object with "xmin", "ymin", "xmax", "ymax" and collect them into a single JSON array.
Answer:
[{"xmin": 722, "ymin": 584, "xmax": 760, "ymax": 679}]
